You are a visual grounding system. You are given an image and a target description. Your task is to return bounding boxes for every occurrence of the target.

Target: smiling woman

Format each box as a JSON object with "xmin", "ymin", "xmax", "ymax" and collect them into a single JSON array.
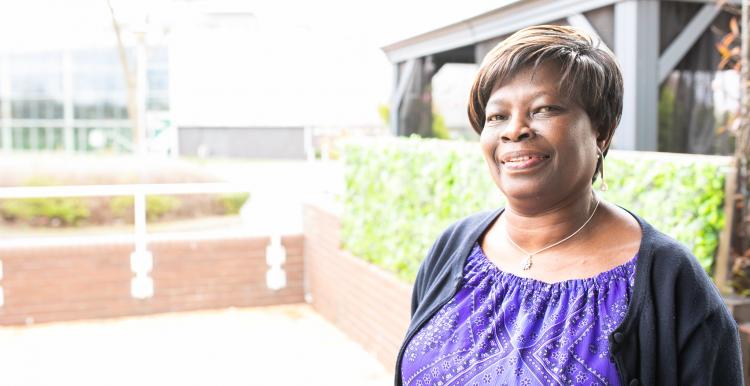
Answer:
[{"xmin": 395, "ymin": 25, "xmax": 742, "ymax": 386}]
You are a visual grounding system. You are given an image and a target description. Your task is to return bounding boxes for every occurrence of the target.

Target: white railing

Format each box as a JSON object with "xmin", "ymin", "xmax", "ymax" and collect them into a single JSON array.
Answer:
[{"xmin": 0, "ymin": 182, "xmax": 288, "ymax": 302}]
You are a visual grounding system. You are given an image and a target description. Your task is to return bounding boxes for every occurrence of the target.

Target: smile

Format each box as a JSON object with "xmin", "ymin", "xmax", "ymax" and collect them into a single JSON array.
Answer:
[{"xmin": 499, "ymin": 152, "xmax": 551, "ymax": 170}]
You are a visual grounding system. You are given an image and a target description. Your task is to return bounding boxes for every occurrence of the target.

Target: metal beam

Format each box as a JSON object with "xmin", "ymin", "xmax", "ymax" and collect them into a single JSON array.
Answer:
[
  {"xmin": 658, "ymin": 3, "xmax": 722, "ymax": 83},
  {"xmin": 614, "ymin": 0, "xmax": 659, "ymax": 151},
  {"xmin": 677, "ymin": 0, "xmax": 738, "ymax": 4},
  {"xmin": 566, "ymin": 13, "xmax": 612, "ymax": 52}
]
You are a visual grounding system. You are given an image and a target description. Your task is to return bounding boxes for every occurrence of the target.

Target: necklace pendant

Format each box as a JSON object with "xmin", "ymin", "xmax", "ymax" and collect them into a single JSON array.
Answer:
[{"xmin": 521, "ymin": 255, "xmax": 533, "ymax": 270}]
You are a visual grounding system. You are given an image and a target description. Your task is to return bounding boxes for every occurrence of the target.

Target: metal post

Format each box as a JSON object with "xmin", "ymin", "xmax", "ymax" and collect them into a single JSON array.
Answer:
[
  {"xmin": 0, "ymin": 54, "xmax": 11, "ymax": 151},
  {"xmin": 614, "ymin": 0, "xmax": 659, "ymax": 151},
  {"xmin": 390, "ymin": 63, "xmax": 400, "ymax": 135},
  {"xmin": 304, "ymin": 126, "xmax": 314, "ymax": 161},
  {"xmin": 62, "ymin": 50, "xmax": 74, "ymax": 153},
  {"xmin": 136, "ymin": 32, "xmax": 148, "ymax": 155}
]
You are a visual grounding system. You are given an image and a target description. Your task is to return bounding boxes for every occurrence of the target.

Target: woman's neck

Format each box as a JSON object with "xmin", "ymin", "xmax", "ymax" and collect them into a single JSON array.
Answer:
[{"xmin": 502, "ymin": 188, "xmax": 599, "ymax": 253}]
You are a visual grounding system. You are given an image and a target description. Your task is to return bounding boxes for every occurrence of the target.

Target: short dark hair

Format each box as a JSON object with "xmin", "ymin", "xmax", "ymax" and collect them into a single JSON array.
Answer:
[{"xmin": 467, "ymin": 25, "xmax": 623, "ymax": 151}]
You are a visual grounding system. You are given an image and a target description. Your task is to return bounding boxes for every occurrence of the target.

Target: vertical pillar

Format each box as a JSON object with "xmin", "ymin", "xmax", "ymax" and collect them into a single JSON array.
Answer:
[
  {"xmin": 614, "ymin": 0, "xmax": 660, "ymax": 151},
  {"xmin": 398, "ymin": 56, "xmax": 436, "ymax": 138},
  {"xmin": 1, "ymin": 54, "xmax": 11, "ymax": 151},
  {"xmin": 62, "ymin": 50, "xmax": 74, "ymax": 152},
  {"xmin": 135, "ymin": 33, "xmax": 148, "ymax": 155},
  {"xmin": 390, "ymin": 63, "xmax": 400, "ymax": 135}
]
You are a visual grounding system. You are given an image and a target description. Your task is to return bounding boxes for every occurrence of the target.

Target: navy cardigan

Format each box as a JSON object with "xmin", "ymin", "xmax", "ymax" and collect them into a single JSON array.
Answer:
[{"xmin": 395, "ymin": 208, "xmax": 743, "ymax": 386}]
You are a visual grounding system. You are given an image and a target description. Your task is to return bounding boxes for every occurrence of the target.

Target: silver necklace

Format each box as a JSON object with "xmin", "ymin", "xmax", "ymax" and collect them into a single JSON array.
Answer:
[{"xmin": 505, "ymin": 198, "xmax": 601, "ymax": 271}]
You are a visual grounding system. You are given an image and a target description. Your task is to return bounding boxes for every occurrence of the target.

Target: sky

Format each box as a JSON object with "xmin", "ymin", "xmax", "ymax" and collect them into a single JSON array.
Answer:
[{"xmin": 0, "ymin": 0, "xmax": 510, "ymax": 128}]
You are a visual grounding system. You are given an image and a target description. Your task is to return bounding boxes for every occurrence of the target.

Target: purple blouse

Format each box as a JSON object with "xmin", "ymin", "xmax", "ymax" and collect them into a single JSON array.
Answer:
[{"xmin": 401, "ymin": 243, "xmax": 637, "ymax": 386}]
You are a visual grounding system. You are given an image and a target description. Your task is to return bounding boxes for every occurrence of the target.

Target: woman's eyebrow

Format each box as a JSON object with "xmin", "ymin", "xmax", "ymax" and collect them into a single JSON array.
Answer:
[{"xmin": 486, "ymin": 90, "xmax": 555, "ymax": 107}]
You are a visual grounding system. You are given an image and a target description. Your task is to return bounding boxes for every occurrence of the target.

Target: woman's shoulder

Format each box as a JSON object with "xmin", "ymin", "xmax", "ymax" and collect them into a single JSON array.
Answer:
[
  {"xmin": 633, "ymin": 213, "xmax": 703, "ymax": 274},
  {"xmin": 419, "ymin": 208, "xmax": 503, "ymax": 275},
  {"xmin": 630, "ymin": 211, "xmax": 728, "ymax": 315},
  {"xmin": 438, "ymin": 208, "xmax": 503, "ymax": 241}
]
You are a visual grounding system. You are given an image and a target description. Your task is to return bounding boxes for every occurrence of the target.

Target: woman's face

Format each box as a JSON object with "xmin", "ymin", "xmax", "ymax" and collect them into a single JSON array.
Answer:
[{"xmin": 479, "ymin": 62, "xmax": 601, "ymax": 204}]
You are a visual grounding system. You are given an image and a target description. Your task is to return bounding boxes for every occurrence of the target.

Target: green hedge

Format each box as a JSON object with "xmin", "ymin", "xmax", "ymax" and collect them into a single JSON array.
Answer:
[
  {"xmin": 0, "ymin": 177, "xmax": 251, "ymax": 227},
  {"xmin": 341, "ymin": 137, "xmax": 728, "ymax": 282}
]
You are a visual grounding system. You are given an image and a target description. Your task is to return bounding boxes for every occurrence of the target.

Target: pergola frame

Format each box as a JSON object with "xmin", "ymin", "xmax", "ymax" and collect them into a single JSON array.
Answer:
[{"xmin": 383, "ymin": 0, "xmax": 734, "ymax": 151}]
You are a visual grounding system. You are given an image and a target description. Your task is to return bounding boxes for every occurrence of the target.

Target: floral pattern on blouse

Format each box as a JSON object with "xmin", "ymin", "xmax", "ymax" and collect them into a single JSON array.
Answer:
[{"xmin": 401, "ymin": 243, "xmax": 637, "ymax": 386}]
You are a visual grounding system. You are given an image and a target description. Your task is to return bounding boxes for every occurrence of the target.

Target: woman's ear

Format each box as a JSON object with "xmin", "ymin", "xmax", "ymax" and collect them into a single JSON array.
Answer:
[
  {"xmin": 597, "ymin": 138, "xmax": 608, "ymax": 151},
  {"xmin": 596, "ymin": 125, "xmax": 615, "ymax": 151}
]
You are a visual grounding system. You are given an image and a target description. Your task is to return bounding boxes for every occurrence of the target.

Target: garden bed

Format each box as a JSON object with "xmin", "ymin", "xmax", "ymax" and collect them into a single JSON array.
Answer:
[{"xmin": 0, "ymin": 153, "xmax": 248, "ymax": 228}]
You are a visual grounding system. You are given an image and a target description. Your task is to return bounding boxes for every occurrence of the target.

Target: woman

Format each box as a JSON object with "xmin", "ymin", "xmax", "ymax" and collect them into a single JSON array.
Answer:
[{"xmin": 396, "ymin": 25, "xmax": 742, "ymax": 386}]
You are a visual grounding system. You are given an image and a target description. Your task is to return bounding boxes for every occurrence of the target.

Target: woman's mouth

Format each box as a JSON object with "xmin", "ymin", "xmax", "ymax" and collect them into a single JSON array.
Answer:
[{"xmin": 500, "ymin": 153, "xmax": 551, "ymax": 170}]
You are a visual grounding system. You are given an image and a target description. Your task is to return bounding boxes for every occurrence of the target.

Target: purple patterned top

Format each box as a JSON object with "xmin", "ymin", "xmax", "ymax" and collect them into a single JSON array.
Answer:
[{"xmin": 401, "ymin": 243, "xmax": 637, "ymax": 386}]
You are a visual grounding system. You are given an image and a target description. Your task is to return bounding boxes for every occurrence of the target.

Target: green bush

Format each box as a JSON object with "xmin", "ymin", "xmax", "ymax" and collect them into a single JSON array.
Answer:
[
  {"xmin": 341, "ymin": 137, "xmax": 502, "ymax": 281},
  {"xmin": 0, "ymin": 197, "xmax": 90, "ymax": 226},
  {"xmin": 219, "ymin": 192, "xmax": 250, "ymax": 215},
  {"xmin": 0, "ymin": 177, "xmax": 91, "ymax": 226},
  {"xmin": 602, "ymin": 154, "xmax": 726, "ymax": 271},
  {"xmin": 109, "ymin": 195, "xmax": 181, "ymax": 221},
  {"xmin": 341, "ymin": 137, "xmax": 728, "ymax": 282}
]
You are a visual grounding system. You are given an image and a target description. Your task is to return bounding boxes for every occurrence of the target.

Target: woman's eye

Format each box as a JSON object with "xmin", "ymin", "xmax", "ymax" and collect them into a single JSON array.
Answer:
[
  {"xmin": 535, "ymin": 106, "xmax": 559, "ymax": 115},
  {"xmin": 487, "ymin": 114, "xmax": 507, "ymax": 122}
]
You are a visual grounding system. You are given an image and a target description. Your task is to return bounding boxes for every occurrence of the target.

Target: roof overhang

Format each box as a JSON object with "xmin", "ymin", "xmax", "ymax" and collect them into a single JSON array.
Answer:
[{"xmin": 381, "ymin": 0, "xmax": 621, "ymax": 63}]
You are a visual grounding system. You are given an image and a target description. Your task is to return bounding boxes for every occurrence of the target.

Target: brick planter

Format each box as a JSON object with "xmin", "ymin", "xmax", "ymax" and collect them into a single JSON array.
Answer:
[
  {"xmin": 303, "ymin": 203, "xmax": 412, "ymax": 373},
  {"xmin": 0, "ymin": 234, "xmax": 304, "ymax": 325}
]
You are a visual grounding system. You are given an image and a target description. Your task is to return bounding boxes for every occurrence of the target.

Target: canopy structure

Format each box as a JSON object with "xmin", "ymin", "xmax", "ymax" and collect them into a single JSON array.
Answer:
[{"xmin": 382, "ymin": 0, "xmax": 738, "ymax": 153}]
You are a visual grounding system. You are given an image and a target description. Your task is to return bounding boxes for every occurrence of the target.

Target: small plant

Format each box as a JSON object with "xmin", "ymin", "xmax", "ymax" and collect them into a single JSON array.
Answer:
[
  {"xmin": 0, "ymin": 197, "xmax": 90, "ymax": 226},
  {"xmin": 109, "ymin": 195, "xmax": 181, "ymax": 221},
  {"xmin": 219, "ymin": 193, "xmax": 250, "ymax": 215},
  {"xmin": 0, "ymin": 176, "xmax": 90, "ymax": 226}
]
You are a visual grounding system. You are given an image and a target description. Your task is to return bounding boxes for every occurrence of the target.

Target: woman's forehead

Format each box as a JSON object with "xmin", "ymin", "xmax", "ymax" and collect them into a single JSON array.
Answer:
[{"xmin": 487, "ymin": 74, "xmax": 564, "ymax": 106}]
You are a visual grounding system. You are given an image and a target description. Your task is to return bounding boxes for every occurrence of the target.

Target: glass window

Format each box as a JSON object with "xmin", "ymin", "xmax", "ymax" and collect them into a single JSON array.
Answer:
[
  {"xmin": 11, "ymin": 100, "xmax": 64, "ymax": 119},
  {"xmin": 147, "ymin": 92, "xmax": 169, "ymax": 111},
  {"xmin": 72, "ymin": 48, "xmax": 129, "ymax": 120},
  {"xmin": 147, "ymin": 69, "xmax": 169, "ymax": 91},
  {"xmin": 9, "ymin": 53, "xmax": 63, "ymax": 99}
]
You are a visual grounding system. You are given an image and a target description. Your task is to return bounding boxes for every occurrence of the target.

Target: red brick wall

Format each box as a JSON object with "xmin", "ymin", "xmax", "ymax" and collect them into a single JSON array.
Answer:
[
  {"xmin": 0, "ymin": 235, "xmax": 303, "ymax": 325},
  {"xmin": 303, "ymin": 203, "xmax": 412, "ymax": 374}
]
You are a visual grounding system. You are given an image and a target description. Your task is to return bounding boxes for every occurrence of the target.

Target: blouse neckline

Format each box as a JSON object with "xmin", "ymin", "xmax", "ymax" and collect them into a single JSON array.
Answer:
[{"xmin": 471, "ymin": 242, "xmax": 639, "ymax": 290}]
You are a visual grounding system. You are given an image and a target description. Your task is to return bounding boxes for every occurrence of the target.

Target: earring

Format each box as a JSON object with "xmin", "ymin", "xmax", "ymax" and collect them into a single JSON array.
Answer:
[{"xmin": 597, "ymin": 148, "xmax": 608, "ymax": 192}]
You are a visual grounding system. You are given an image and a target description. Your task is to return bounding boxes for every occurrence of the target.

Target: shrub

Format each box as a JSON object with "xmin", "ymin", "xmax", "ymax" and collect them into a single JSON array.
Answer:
[
  {"xmin": 0, "ymin": 197, "xmax": 90, "ymax": 226},
  {"xmin": 602, "ymin": 154, "xmax": 726, "ymax": 271},
  {"xmin": 341, "ymin": 137, "xmax": 502, "ymax": 281},
  {"xmin": 109, "ymin": 195, "xmax": 182, "ymax": 222},
  {"xmin": 341, "ymin": 137, "xmax": 728, "ymax": 282},
  {"xmin": 219, "ymin": 193, "xmax": 250, "ymax": 215},
  {"xmin": 0, "ymin": 177, "xmax": 90, "ymax": 226}
]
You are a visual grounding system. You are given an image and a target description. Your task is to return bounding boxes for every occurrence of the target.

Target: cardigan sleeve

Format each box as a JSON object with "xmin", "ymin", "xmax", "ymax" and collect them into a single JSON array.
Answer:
[
  {"xmin": 677, "ymin": 306, "xmax": 743, "ymax": 385},
  {"xmin": 410, "ymin": 223, "xmax": 452, "ymax": 317},
  {"xmin": 410, "ymin": 251, "xmax": 429, "ymax": 317},
  {"xmin": 669, "ymin": 253, "xmax": 744, "ymax": 385}
]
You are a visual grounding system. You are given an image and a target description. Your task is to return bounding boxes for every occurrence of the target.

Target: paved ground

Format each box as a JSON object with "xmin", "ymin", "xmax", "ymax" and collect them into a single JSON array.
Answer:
[{"xmin": 0, "ymin": 304, "xmax": 392, "ymax": 386}]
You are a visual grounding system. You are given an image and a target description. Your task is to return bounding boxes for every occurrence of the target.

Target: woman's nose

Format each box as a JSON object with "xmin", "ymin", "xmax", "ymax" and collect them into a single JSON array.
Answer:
[{"xmin": 500, "ymin": 115, "xmax": 534, "ymax": 143}]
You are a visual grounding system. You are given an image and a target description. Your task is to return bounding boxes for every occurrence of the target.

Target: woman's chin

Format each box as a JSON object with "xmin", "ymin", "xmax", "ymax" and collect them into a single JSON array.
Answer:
[{"xmin": 498, "ymin": 180, "xmax": 551, "ymax": 201}]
